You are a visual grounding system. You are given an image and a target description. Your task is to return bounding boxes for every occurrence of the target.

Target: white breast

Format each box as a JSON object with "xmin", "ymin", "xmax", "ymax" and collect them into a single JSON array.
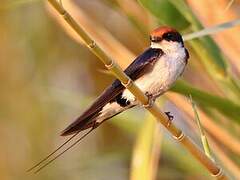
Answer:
[{"xmin": 122, "ymin": 42, "xmax": 187, "ymax": 102}]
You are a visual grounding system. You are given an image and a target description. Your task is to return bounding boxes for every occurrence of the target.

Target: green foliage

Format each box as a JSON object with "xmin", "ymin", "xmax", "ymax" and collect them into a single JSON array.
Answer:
[
  {"xmin": 172, "ymin": 81, "xmax": 240, "ymax": 122},
  {"xmin": 138, "ymin": 0, "xmax": 189, "ymax": 30}
]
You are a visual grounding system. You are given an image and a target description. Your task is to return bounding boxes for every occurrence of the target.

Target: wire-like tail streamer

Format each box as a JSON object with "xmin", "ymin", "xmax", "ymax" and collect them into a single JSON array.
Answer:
[
  {"xmin": 33, "ymin": 127, "xmax": 95, "ymax": 173},
  {"xmin": 27, "ymin": 132, "xmax": 80, "ymax": 172}
]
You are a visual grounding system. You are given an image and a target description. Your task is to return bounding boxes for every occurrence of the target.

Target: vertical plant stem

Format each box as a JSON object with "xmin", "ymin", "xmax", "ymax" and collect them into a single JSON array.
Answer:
[
  {"xmin": 190, "ymin": 95, "xmax": 213, "ymax": 160},
  {"xmin": 47, "ymin": 0, "xmax": 227, "ymax": 178},
  {"xmin": 130, "ymin": 115, "xmax": 158, "ymax": 180}
]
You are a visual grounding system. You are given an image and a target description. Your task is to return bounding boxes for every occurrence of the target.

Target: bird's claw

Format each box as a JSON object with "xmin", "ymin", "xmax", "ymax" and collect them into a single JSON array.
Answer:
[
  {"xmin": 143, "ymin": 92, "xmax": 154, "ymax": 108},
  {"xmin": 165, "ymin": 111, "xmax": 174, "ymax": 127}
]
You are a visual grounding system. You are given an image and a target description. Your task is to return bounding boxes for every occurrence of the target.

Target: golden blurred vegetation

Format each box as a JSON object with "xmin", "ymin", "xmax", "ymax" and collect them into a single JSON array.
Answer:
[{"xmin": 1, "ymin": 0, "xmax": 240, "ymax": 179}]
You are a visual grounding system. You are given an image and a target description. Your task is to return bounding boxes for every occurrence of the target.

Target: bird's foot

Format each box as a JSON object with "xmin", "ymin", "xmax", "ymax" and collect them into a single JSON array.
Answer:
[
  {"xmin": 143, "ymin": 92, "xmax": 155, "ymax": 108},
  {"xmin": 165, "ymin": 111, "xmax": 174, "ymax": 127}
]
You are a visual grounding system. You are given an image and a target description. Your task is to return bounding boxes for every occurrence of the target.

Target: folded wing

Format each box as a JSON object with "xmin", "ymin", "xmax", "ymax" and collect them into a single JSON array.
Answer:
[{"xmin": 61, "ymin": 48, "xmax": 162, "ymax": 136}]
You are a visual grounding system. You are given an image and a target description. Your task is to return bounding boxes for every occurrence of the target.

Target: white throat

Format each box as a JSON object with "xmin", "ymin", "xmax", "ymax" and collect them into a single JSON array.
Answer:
[{"xmin": 150, "ymin": 41, "xmax": 183, "ymax": 53}]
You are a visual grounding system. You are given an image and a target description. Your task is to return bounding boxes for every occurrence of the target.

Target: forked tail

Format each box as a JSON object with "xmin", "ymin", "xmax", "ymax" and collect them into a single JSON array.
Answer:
[{"xmin": 27, "ymin": 121, "xmax": 101, "ymax": 174}]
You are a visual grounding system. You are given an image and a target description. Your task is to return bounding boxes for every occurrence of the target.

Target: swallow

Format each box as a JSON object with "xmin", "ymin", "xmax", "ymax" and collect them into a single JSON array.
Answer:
[
  {"xmin": 61, "ymin": 26, "xmax": 189, "ymax": 136},
  {"xmin": 27, "ymin": 26, "xmax": 190, "ymax": 173}
]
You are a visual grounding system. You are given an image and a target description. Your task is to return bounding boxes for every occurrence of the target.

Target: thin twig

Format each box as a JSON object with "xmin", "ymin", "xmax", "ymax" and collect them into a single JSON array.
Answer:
[{"xmin": 183, "ymin": 19, "xmax": 240, "ymax": 41}]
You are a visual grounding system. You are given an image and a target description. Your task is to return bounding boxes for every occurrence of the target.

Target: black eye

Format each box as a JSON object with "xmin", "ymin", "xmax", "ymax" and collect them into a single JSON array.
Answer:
[
  {"xmin": 163, "ymin": 32, "xmax": 182, "ymax": 43},
  {"xmin": 163, "ymin": 33, "xmax": 175, "ymax": 41}
]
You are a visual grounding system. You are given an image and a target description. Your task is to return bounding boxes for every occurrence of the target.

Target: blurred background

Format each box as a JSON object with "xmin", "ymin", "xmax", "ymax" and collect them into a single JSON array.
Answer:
[{"xmin": 1, "ymin": 0, "xmax": 240, "ymax": 179}]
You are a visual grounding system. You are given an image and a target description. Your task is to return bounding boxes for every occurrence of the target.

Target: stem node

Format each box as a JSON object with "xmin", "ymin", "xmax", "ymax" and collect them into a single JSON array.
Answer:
[{"xmin": 173, "ymin": 131, "xmax": 185, "ymax": 142}]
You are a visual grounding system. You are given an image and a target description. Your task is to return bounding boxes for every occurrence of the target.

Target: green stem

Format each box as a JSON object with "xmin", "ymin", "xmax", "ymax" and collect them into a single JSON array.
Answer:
[{"xmin": 190, "ymin": 95, "xmax": 213, "ymax": 161}]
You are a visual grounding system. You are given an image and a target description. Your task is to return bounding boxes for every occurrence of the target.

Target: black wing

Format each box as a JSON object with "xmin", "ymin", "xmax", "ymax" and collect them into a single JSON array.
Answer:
[{"xmin": 61, "ymin": 48, "xmax": 162, "ymax": 136}]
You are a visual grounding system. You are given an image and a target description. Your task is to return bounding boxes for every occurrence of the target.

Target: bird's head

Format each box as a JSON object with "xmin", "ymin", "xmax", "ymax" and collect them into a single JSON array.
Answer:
[{"xmin": 150, "ymin": 26, "xmax": 184, "ymax": 51}]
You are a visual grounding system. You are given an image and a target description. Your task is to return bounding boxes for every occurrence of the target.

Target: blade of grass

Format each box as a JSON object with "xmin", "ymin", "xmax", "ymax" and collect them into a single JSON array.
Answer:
[
  {"xmin": 171, "ymin": 80, "xmax": 240, "ymax": 122},
  {"xmin": 166, "ymin": 92, "xmax": 240, "ymax": 156},
  {"xmin": 183, "ymin": 19, "xmax": 240, "ymax": 41},
  {"xmin": 169, "ymin": 0, "xmax": 227, "ymax": 71},
  {"xmin": 189, "ymin": 95, "xmax": 213, "ymax": 161},
  {"xmin": 171, "ymin": 93, "xmax": 240, "ymax": 178},
  {"xmin": 186, "ymin": 0, "xmax": 240, "ymax": 75},
  {"xmin": 174, "ymin": 94, "xmax": 240, "ymax": 178},
  {"xmin": 167, "ymin": 92, "xmax": 240, "ymax": 178}
]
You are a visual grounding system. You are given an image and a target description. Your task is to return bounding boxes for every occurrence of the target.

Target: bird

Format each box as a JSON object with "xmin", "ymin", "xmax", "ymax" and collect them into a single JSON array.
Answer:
[
  {"xmin": 61, "ymin": 26, "xmax": 189, "ymax": 136},
  {"xmin": 27, "ymin": 26, "xmax": 189, "ymax": 173}
]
